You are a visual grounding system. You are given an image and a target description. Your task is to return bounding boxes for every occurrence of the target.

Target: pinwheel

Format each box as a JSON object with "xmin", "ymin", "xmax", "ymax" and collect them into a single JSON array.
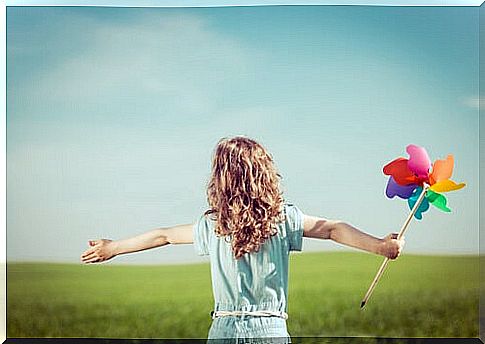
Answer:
[
  {"xmin": 360, "ymin": 144, "xmax": 466, "ymax": 308},
  {"xmin": 383, "ymin": 144, "xmax": 465, "ymax": 220}
]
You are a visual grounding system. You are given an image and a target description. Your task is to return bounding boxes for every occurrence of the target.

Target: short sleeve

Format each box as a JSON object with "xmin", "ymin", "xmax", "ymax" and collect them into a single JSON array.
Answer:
[
  {"xmin": 193, "ymin": 214, "xmax": 210, "ymax": 256},
  {"xmin": 285, "ymin": 204, "xmax": 304, "ymax": 252}
]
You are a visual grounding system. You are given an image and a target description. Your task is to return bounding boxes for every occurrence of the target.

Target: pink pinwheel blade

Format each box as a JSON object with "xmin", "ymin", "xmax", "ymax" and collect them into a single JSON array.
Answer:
[
  {"xmin": 406, "ymin": 144, "xmax": 431, "ymax": 177},
  {"xmin": 385, "ymin": 177, "xmax": 418, "ymax": 199}
]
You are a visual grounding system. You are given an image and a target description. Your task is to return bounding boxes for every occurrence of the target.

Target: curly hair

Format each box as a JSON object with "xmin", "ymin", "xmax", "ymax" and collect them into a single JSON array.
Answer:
[{"xmin": 204, "ymin": 136, "xmax": 285, "ymax": 259}]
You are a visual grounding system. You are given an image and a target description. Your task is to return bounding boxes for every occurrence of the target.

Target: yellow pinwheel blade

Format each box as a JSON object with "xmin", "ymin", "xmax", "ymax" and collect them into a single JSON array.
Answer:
[{"xmin": 429, "ymin": 179, "xmax": 466, "ymax": 193}]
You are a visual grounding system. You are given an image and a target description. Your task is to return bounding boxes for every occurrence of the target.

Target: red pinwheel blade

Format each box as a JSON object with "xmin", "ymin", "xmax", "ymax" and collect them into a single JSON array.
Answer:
[{"xmin": 383, "ymin": 157, "xmax": 419, "ymax": 185}]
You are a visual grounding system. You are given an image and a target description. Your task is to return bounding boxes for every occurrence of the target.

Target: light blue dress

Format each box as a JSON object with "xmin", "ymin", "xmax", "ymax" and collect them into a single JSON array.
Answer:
[{"xmin": 193, "ymin": 203, "xmax": 304, "ymax": 343}]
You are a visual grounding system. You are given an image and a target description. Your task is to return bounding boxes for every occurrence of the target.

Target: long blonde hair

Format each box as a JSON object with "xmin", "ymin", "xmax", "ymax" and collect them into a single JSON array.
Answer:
[{"xmin": 205, "ymin": 136, "xmax": 285, "ymax": 259}]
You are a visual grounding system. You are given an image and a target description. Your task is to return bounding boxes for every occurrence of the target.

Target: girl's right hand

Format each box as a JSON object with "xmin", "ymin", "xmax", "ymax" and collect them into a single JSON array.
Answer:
[
  {"xmin": 379, "ymin": 233, "xmax": 405, "ymax": 260},
  {"xmin": 81, "ymin": 239, "xmax": 117, "ymax": 264}
]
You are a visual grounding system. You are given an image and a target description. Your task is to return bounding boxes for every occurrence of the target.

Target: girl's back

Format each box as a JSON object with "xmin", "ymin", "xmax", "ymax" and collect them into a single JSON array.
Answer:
[{"xmin": 194, "ymin": 202, "xmax": 304, "ymax": 341}]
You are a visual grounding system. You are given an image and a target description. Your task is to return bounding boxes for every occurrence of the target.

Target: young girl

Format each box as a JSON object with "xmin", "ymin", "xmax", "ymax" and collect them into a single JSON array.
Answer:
[{"xmin": 81, "ymin": 136, "xmax": 404, "ymax": 342}]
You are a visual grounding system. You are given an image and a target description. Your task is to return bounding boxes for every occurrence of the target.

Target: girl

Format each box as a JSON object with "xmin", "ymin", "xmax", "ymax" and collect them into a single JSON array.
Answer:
[{"xmin": 81, "ymin": 136, "xmax": 404, "ymax": 342}]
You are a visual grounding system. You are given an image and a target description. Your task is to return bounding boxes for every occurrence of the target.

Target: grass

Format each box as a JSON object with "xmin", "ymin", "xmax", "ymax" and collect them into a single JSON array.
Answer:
[{"xmin": 7, "ymin": 252, "xmax": 478, "ymax": 338}]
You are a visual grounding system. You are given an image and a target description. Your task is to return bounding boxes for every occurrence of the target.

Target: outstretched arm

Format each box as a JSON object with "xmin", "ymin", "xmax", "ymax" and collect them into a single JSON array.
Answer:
[
  {"xmin": 81, "ymin": 223, "xmax": 194, "ymax": 264},
  {"xmin": 302, "ymin": 214, "xmax": 404, "ymax": 259}
]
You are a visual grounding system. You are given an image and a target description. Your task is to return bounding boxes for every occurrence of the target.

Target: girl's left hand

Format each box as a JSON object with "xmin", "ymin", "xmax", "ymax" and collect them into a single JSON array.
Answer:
[
  {"xmin": 81, "ymin": 239, "xmax": 117, "ymax": 264},
  {"xmin": 379, "ymin": 233, "xmax": 405, "ymax": 260}
]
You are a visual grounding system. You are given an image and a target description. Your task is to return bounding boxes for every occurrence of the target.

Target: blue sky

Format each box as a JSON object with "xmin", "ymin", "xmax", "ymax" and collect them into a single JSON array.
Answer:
[{"xmin": 7, "ymin": 5, "xmax": 479, "ymax": 264}]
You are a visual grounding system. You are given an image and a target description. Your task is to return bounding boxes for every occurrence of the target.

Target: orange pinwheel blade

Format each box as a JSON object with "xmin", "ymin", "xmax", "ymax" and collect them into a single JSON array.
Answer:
[
  {"xmin": 429, "ymin": 155, "xmax": 454, "ymax": 185},
  {"xmin": 429, "ymin": 179, "xmax": 466, "ymax": 193}
]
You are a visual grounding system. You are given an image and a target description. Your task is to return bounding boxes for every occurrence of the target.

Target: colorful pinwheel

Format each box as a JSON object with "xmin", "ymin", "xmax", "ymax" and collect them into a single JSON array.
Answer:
[
  {"xmin": 360, "ymin": 144, "xmax": 466, "ymax": 308},
  {"xmin": 383, "ymin": 144, "xmax": 466, "ymax": 219}
]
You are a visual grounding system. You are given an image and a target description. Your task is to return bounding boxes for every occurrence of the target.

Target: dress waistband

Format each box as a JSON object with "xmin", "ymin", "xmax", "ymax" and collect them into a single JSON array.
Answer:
[{"xmin": 211, "ymin": 310, "xmax": 288, "ymax": 320}]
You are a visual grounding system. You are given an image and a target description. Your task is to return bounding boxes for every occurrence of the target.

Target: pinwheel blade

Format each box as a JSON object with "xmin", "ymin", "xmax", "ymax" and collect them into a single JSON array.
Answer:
[
  {"xmin": 406, "ymin": 144, "xmax": 431, "ymax": 178},
  {"xmin": 426, "ymin": 190, "xmax": 451, "ymax": 212},
  {"xmin": 429, "ymin": 179, "xmax": 466, "ymax": 193},
  {"xmin": 385, "ymin": 177, "xmax": 418, "ymax": 199},
  {"xmin": 407, "ymin": 187, "xmax": 430, "ymax": 220},
  {"xmin": 429, "ymin": 154, "xmax": 454, "ymax": 185},
  {"xmin": 383, "ymin": 157, "xmax": 418, "ymax": 185}
]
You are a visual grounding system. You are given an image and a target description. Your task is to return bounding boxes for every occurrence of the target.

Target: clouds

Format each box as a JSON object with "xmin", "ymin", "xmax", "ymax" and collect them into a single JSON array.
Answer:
[
  {"xmin": 10, "ymin": 10, "xmax": 255, "ymax": 122},
  {"xmin": 462, "ymin": 95, "xmax": 484, "ymax": 110}
]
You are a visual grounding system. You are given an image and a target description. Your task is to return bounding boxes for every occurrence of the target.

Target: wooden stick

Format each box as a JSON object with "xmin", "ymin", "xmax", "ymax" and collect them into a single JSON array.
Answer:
[{"xmin": 360, "ymin": 185, "xmax": 429, "ymax": 309}]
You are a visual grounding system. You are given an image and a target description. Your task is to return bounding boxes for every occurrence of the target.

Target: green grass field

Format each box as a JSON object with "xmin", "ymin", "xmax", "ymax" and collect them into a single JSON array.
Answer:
[{"xmin": 7, "ymin": 252, "xmax": 478, "ymax": 338}]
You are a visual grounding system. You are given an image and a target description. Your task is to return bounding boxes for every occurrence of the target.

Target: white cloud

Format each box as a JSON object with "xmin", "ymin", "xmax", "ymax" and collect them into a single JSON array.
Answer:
[
  {"xmin": 14, "ymin": 12, "xmax": 256, "ymax": 118},
  {"xmin": 462, "ymin": 95, "xmax": 484, "ymax": 110}
]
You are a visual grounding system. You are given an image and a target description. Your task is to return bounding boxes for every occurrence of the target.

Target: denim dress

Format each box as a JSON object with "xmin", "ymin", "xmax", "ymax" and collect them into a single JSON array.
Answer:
[{"xmin": 193, "ymin": 203, "xmax": 304, "ymax": 343}]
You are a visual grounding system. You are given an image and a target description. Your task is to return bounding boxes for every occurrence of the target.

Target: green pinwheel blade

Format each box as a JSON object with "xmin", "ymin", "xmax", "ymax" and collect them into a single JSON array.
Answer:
[{"xmin": 426, "ymin": 189, "xmax": 451, "ymax": 212}]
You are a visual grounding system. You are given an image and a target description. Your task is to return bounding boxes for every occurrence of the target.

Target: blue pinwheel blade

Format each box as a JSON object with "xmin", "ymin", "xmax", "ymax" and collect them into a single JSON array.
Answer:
[{"xmin": 407, "ymin": 186, "xmax": 430, "ymax": 220}]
